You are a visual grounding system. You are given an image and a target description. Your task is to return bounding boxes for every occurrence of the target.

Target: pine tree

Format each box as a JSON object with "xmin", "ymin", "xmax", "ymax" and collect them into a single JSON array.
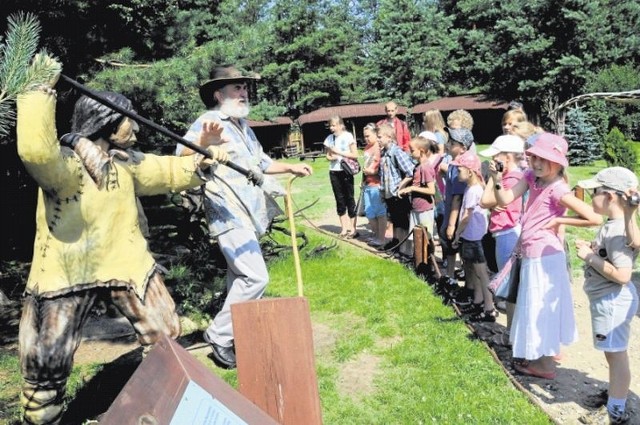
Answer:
[
  {"xmin": 564, "ymin": 107, "xmax": 599, "ymax": 165},
  {"xmin": 366, "ymin": 0, "xmax": 455, "ymax": 104}
]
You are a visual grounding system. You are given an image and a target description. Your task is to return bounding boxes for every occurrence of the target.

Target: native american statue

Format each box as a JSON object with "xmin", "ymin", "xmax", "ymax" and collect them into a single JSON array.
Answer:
[{"xmin": 15, "ymin": 51, "xmax": 227, "ymax": 424}]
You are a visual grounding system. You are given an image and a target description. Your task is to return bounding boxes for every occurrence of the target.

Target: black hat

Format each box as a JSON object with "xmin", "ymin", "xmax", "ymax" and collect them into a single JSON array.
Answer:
[
  {"xmin": 71, "ymin": 92, "xmax": 134, "ymax": 139},
  {"xmin": 199, "ymin": 65, "xmax": 260, "ymax": 108}
]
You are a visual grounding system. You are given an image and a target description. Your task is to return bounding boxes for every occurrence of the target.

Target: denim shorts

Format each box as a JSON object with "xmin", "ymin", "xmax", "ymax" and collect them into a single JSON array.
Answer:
[
  {"xmin": 494, "ymin": 227, "xmax": 520, "ymax": 270},
  {"xmin": 363, "ymin": 186, "xmax": 387, "ymax": 219},
  {"xmin": 590, "ymin": 283, "xmax": 638, "ymax": 352},
  {"xmin": 459, "ymin": 238, "xmax": 486, "ymax": 264}
]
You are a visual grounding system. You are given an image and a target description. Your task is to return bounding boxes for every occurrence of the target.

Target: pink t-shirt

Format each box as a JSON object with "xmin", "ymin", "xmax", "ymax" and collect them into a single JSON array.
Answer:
[
  {"xmin": 489, "ymin": 169, "xmax": 523, "ymax": 233},
  {"xmin": 520, "ymin": 170, "xmax": 570, "ymax": 258},
  {"xmin": 363, "ymin": 143, "xmax": 381, "ymax": 187}
]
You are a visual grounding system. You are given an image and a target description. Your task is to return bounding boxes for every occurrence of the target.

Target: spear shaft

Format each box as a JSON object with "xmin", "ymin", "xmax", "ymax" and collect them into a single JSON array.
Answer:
[{"xmin": 59, "ymin": 74, "xmax": 260, "ymax": 185}]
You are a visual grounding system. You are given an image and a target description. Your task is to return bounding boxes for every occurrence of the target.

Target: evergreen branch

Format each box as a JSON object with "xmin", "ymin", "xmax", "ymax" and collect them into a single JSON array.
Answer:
[
  {"xmin": 0, "ymin": 101, "xmax": 15, "ymax": 138},
  {"xmin": 24, "ymin": 51, "xmax": 62, "ymax": 91},
  {"xmin": 0, "ymin": 12, "xmax": 41, "ymax": 97},
  {"xmin": 0, "ymin": 13, "xmax": 62, "ymax": 138}
]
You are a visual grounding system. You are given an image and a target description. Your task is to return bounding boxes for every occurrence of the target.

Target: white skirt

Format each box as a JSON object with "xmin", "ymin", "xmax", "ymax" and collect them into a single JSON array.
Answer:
[{"xmin": 510, "ymin": 252, "xmax": 578, "ymax": 360}]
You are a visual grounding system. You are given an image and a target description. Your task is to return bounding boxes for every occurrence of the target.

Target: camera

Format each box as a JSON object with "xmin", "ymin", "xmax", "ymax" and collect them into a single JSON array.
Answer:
[
  {"xmin": 494, "ymin": 160, "xmax": 504, "ymax": 173},
  {"xmin": 615, "ymin": 191, "xmax": 640, "ymax": 206}
]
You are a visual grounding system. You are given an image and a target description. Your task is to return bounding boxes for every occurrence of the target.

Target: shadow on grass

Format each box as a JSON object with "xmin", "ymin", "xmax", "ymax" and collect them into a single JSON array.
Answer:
[
  {"xmin": 61, "ymin": 331, "xmax": 204, "ymax": 424},
  {"xmin": 61, "ymin": 348, "xmax": 143, "ymax": 424}
]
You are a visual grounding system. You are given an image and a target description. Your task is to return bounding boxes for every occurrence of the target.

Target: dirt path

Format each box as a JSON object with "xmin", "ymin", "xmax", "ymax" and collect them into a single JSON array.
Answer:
[{"xmin": 306, "ymin": 216, "xmax": 640, "ymax": 424}]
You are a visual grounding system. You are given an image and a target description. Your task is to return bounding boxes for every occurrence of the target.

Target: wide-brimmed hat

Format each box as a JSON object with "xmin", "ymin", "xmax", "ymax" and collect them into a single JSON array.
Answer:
[
  {"xmin": 578, "ymin": 167, "xmax": 638, "ymax": 193},
  {"xmin": 525, "ymin": 132, "xmax": 568, "ymax": 168},
  {"xmin": 480, "ymin": 135, "xmax": 524, "ymax": 157},
  {"xmin": 199, "ymin": 65, "xmax": 260, "ymax": 108}
]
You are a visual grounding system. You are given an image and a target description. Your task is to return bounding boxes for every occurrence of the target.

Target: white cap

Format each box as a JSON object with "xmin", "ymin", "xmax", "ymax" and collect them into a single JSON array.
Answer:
[
  {"xmin": 578, "ymin": 167, "xmax": 639, "ymax": 193},
  {"xmin": 418, "ymin": 131, "xmax": 437, "ymax": 142},
  {"xmin": 480, "ymin": 135, "xmax": 524, "ymax": 157}
]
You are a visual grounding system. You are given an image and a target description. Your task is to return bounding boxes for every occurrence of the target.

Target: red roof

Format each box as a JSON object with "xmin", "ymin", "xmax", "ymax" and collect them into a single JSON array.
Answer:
[
  {"xmin": 247, "ymin": 117, "xmax": 293, "ymax": 127},
  {"xmin": 412, "ymin": 95, "xmax": 508, "ymax": 114},
  {"xmin": 297, "ymin": 103, "xmax": 408, "ymax": 126}
]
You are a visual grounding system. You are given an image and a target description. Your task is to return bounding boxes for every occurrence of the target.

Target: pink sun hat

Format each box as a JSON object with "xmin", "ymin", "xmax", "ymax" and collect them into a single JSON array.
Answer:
[
  {"xmin": 451, "ymin": 151, "xmax": 483, "ymax": 179},
  {"xmin": 525, "ymin": 132, "xmax": 568, "ymax": 168}
]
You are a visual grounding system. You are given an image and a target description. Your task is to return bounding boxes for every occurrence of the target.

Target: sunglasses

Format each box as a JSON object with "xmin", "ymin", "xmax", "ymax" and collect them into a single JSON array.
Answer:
[{"xmin": 589, "ymin": 187, "xmax": 623, "ymax": 198}]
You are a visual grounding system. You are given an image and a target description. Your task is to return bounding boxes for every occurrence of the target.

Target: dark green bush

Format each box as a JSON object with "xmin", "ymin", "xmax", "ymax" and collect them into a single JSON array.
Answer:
[{"xmin": 602, "ymin": 127, "xmax": 638, "ymax": 172}]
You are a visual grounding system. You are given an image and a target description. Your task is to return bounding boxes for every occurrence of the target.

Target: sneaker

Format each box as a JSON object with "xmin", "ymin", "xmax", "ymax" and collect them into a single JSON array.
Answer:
[
  {"xmin": 459, "ymin": 302, "xmax": 483, "ymax": 315},
  {"xmin": 495, "ymin": 299, "xmax": 508, "ymax": 314},
  {"xmin": 468, "ymin": 309, "xmax": 499, "ymax": 323},
  {"xmin": 393, "ymin": 252, "xmax": 413, "ymax": 264},
  {"xmin": 452, "ymin": 287, "xmax": 473, "ymax": 302},
  {"xmin": 382, "ymin": 238, "xmax": 399, "ymax": 251},
  {"xmin": 491, "ymin": 332, "xmax": 512, "ymax": 348},
  {"xmin": 610, "ymin": 406, "xmax": 631, "ymax": 425},
  {"xmin": 453, "ymin": 295, "xmax": 474, "ymax": 307},
  {"xmin": 367, "ymin": 239, "xmax": 383, "ymax": 247},
  {"xmin": 579, "ymin": 406, "xmax": 630, "ymax": 425},
  {"xmin": 454, "ymin": 268, "xmax": 465, "ymax": 280}
]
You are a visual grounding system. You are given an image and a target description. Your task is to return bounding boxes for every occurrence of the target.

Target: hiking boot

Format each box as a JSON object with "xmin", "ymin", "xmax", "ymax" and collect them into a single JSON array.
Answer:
[{"xmin": 468, "ymin": 309, "xmax": 499, "ymax": 323}]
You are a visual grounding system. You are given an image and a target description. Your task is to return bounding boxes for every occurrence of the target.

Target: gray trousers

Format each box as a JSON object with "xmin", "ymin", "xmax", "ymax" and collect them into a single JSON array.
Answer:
[{"xmin": 205, "ymin": 228, "xmax": 269, "ymax": 347}]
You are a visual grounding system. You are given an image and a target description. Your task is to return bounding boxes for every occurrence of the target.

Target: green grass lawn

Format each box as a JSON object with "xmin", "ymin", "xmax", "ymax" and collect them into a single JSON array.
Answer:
[{"xmin": 2, "ymin": 150, "xmax": 638, "ymax": 424}]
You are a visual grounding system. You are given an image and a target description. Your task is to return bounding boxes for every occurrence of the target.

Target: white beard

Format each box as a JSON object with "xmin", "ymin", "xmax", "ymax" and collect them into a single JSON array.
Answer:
[{"xmin": 220, "ymin": 98, "xmax": 250, "ymax": 119}]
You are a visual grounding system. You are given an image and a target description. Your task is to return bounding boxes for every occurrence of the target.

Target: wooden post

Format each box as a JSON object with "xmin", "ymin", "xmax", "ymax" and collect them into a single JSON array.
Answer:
[
  {"xmin": 413, "ymin": 225, "xmax": 428, "ymax": 270},
  {"xmin": 230, "ymin": 176, "xmax": 322, "ymax": 424},
  {"xmin": 232, "ymin": 298, "xmax": 322, "ymax": 425}
]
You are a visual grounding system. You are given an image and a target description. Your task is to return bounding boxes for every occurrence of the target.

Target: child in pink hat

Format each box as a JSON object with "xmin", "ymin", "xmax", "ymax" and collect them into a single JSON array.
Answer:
[
  {"xmin": 450, "ymin": 151, "xmax": 496, "ymax": 321},
  {"xmin": 489, "ymin": 132, "xmax": 601, "ymax": 379}
]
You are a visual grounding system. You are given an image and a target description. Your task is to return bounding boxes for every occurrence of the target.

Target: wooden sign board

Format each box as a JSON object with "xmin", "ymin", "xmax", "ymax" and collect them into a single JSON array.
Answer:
[
  {"xmin": 232, "ymin": 297, "xmax": 322, "ymax": 425},
  {"xmin": 101, "ymin": 333, "xmax": 278, "ymax": 425}
]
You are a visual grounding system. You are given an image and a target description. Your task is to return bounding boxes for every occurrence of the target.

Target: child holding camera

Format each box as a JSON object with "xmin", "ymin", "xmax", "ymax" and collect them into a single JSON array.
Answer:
[
  {"xmin": 491, "ymin": 133, "xmax": 601, "ymax": 380},
  {"xmin": 575, "ymin": 167, "xmax": 640, "ymax": 425},
  {"xmin": 480, "ymin": 135, "xmax": 525, "ymax": 336}
]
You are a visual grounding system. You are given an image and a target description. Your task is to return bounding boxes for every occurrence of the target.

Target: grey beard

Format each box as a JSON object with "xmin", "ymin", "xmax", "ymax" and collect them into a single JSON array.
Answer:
[{"xmin": 220, "ymin": 99, "xmax": 250, "ymax": 118}]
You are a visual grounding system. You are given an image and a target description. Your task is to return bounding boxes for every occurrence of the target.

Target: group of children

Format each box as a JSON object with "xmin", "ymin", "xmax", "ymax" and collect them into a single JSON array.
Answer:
[{"xmin": 340, "ymin": 106, "xmax": 639, "ymax": 425}]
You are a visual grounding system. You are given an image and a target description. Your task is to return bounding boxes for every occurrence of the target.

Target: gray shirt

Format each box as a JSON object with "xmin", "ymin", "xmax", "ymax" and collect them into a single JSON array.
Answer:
[
  {"xmin": 179, "ymin": 110, "xmax": 281, "ymax": 237},
  {"xmin": 583, "ymin": 218, "xmax": 638, "ymax": 300}
]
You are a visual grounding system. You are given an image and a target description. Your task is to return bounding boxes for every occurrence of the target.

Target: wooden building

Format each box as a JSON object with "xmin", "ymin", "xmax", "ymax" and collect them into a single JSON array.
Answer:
[
  {"xmin": 411, "ymin": 95, "xmax": 509, "ymax": 144},
  {"xmin": 247, "ymin": 117, "xmax": 294, "ymax": 158},
  {"xmin": 297, "ymin": 103, "xmax": 409, "ymax": 152}
]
